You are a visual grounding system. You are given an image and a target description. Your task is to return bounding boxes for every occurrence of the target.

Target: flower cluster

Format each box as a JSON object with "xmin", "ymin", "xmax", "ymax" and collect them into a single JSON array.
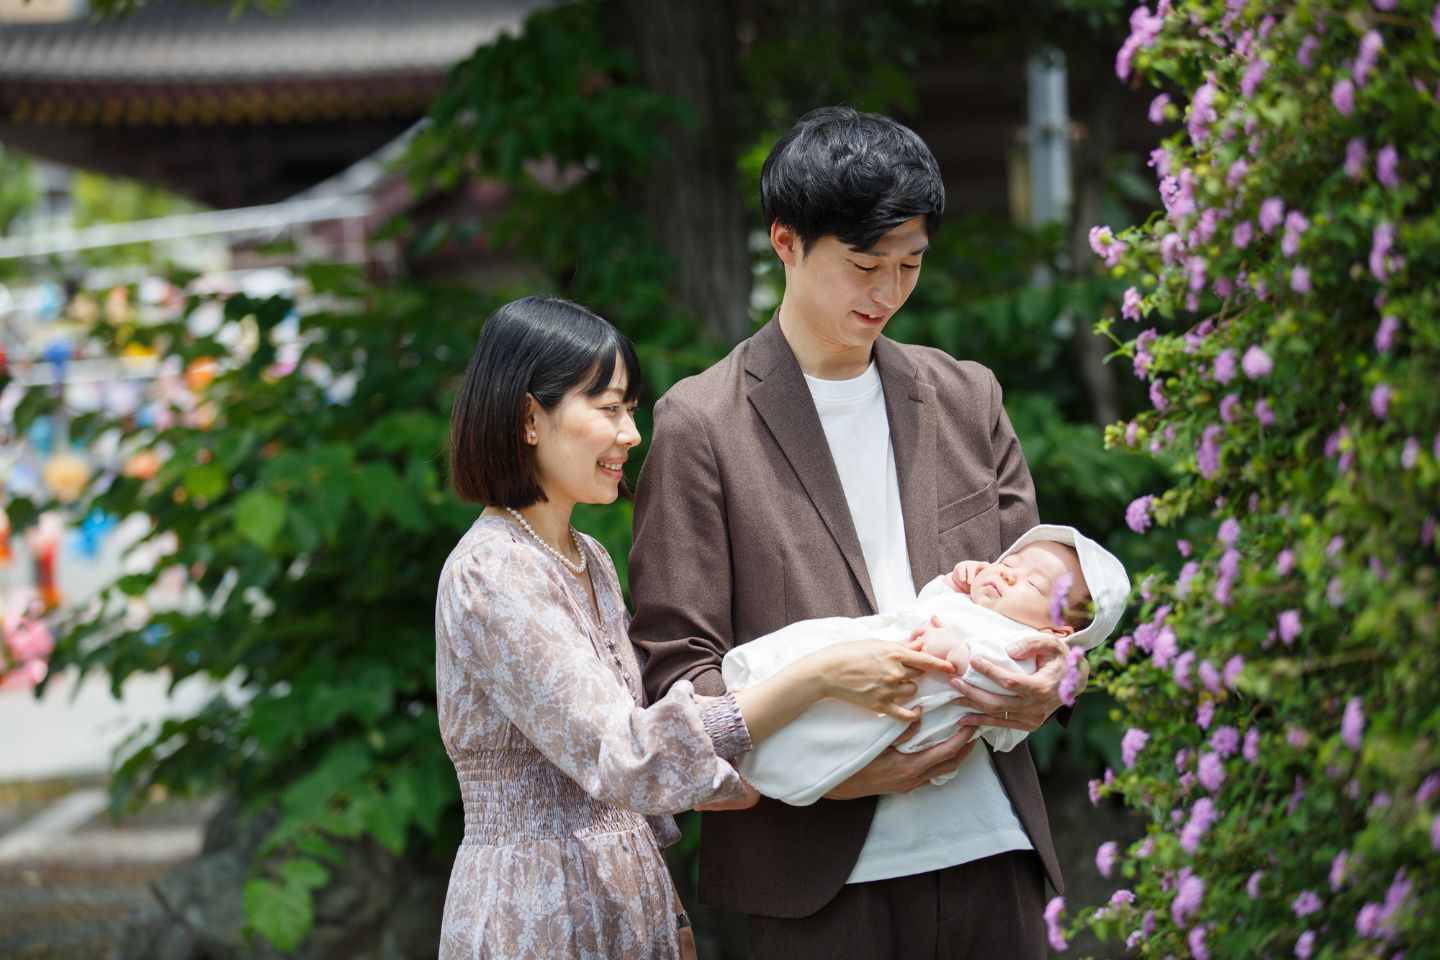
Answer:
[
  {"xmin": 1072, "ymin": 1, "xmax": 1440, "ymax": 956},
  {"xmin": 1, "ymin": 589, "xmax": 54, "ymax": 690}
]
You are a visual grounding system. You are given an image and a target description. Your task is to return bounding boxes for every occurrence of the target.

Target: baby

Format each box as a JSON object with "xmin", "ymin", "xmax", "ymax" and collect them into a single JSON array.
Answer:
[{"xmin": 722, "ymin": 524, "xmax": 1130, "ymax": 806}]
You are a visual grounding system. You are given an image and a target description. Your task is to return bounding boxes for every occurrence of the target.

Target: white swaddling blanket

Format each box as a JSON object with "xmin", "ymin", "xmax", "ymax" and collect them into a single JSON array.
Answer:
[{"xmin": 722, "ymin": 576, "xmax": 1038, "ymax": 807}]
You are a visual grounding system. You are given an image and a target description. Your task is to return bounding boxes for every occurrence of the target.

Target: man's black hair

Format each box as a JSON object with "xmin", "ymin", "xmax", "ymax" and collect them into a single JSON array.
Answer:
[{"xmin": 760, "ymin": 105, "xmax": 945, "ymax": 252}]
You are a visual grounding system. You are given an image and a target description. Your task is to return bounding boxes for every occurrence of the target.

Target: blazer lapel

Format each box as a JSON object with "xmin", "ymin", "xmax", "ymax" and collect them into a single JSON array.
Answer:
[
  {"xmin": 874, "ymin": 336, "xmax": 940, "ymax": 591},
  {"xmin": 745, "ymin": 321, "xmax": 877, "ymax": 613}
]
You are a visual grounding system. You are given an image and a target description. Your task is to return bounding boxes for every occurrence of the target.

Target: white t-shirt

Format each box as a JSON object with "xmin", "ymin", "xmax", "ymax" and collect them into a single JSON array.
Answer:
[{"xmin": 804, "ymin": 362, "xmax": 1033, "ymax": 884}]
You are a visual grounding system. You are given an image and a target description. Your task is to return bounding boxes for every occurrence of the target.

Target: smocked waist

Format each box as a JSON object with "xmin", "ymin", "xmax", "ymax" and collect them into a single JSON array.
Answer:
[{"xmin": 452, "ymin": 750, "xmax": 648, "ymax": 845}]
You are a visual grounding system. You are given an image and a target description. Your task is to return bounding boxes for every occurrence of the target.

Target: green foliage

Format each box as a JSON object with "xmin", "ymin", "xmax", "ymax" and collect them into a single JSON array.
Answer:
[
  {"xmin": 24, "ymin": 267, "xmax": 495, "ymax": 949},
  {"xmin": 67, "ymin": 170, "xmax": 197, "ymax": 266},
  {"xmin": 0, "ymin": 145, "xmax": 38, "ymax": 235},
  {"xmin": 1056, "ymin": 2, "xmax": 1440, "ymax": 957}
]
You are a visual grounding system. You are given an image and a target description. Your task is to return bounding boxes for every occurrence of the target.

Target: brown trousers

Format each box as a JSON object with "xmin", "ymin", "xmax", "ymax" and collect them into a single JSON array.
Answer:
[{"xmin": 745, "ymin": 851, "xmax": 1048, "ymax": 960}]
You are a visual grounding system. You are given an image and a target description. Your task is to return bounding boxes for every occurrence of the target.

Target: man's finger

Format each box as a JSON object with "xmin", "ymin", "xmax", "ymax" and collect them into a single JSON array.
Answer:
[
  {"xmin": 961, "ymin": 656, "xmax": 1036, "ymax": 693},
  {"xmin": 894, "ymin": 718, "xmax": 922, "ymax": 743},
  {"xmin": 920, "ymin": 737, "xmax": 978, "ymax": 779}
]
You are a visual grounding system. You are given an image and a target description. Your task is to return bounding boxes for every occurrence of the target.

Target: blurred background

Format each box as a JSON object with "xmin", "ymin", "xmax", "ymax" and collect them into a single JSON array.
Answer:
[{"xmin": 0, "ymin": 0, "xmax": 1186, "ymax": 956}]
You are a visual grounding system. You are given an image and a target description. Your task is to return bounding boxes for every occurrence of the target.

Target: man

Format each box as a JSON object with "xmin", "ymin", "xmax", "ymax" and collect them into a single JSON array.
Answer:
[{"xmin": 630, "ymin": 106, "xmax": 1083, "ymax": 958}]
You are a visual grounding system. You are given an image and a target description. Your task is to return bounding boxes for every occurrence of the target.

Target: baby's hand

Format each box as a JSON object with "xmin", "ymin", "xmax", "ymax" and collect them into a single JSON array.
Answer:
[
  {"xmin": 947, "ymin": 560, "xmax": 988, "ymax": 594},
  {"xmin": 913, "ymin": 615, "xmax": 971, "ymax": 674}
]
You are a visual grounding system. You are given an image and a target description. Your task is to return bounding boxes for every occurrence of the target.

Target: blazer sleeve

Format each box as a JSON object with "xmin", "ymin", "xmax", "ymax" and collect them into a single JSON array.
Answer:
[{"xmin": 629, "ymin": 392, "xmax": 733, "ymax": 701}]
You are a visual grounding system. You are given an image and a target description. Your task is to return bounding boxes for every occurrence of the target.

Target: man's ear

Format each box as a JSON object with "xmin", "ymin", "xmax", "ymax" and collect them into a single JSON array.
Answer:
[{"xmin": 769, "ymin": 221, "xmax": 802, "ymax": 267}]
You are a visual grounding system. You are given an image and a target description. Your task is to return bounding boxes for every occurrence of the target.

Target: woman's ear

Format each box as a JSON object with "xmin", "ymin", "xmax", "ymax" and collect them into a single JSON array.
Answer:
[{"xmin": 523, "ymin": 394, "xmax": 540, "ymax": 445}]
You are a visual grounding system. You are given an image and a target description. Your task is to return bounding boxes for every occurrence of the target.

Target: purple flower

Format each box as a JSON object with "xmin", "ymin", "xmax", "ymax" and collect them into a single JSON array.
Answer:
[
  {"xmin": 1178, "ymin": 539, "xmax": 1192, "ymax": 558},
  {"xmin": 1197, "ymin": 425, "xmax": 1222, "ymax": 478},
  {"xmin": 1224, "ymin": 655, "xmax": 1245, "ymax": 688},
  {"xmin": 1345, "ymin": 139, "xmax": 1368, "ymax": 178},
  {"xmin": 1278, "ymin": 610, "xmax": 1301, "ymax": 646},
  {"xmin": 1259, "ymin": 196, "xmax": 1285, "ymax": 233},
  {"xmin": 1058, "ymin": 644, "xmax": 1084, "ymax": 707},
  {"xmin": 1434, "ymin": 3, "xmax": 1440, "ymax": 38},
  {"xmin": 1180, "ymin": 797, "xmax": 1217, "ymax": 852},
  {"xmin": 1296, "ymin": 931, "xmax": 1315, "ymax": 959},
  {"xmin": 1198, "ymin": 752, "xmax": 1224, "ymax": 791},
  {"xmin": 1377, "ymin": 145, "xmax": 1399, "ymax": 189},
  {"xmin": 1218, "ymin": 517, "xmax": 1241, "ymax": 546},
  {"xmin": 1188, "ymin": 925, "xmax": 1210, "ymax": 960},
  {"xmin": 1247, "ymin": 870, "xmax": 1264, "ymax": 898},
  {"xmin": 1327, "ymin": 576, "xmax": 1346, "ymax": 607},
  {"xmin": 1226, "ymin": 160, "xmax": 1249, "ymax": 189},
  {"xmin": 1291, "ymin": 265, "xmax": 1311, "ymax": 294},
  {"xmin": 1241, "ymin": 345, "xmax": 1272, "ymax": 379},
  {"xmin": 1196, "ymin": 700, "xmax": 1215, "ymax": 729},
  {"xmin": 1357, "ymin": 903, "xmax": 1382, "ymax": 938},
  {"xmin": 1148, "ymin": 93, "xmax": 1171, "ymax": 124},
  {"xmin": 1293, "ymin": 890, "xmax": 1322, "ymax": 917},
  {"xmin": 1342, "ymin": 696, "xmax": 1365, "ymax": 750},
  {"xmin": 1199, "ymin": 659, "xmax": 1222, "ymax": 693},
  {"xmin": 1096, "ymin": 841, "xmax": 1118, "ymax": 878},
  {"xmin": 1160, "ymin": 232, "xmax": 1185, "ymax": 266},
  {"xmin": 1433, "ymin": 813, "xmax": 1440, "ymax": 851},
  {"xmin": 1282, "ymin": 210, "xmax": 1309, "ymax": 258},
  {"xmin": 1175, "ymin": 561, "xmax": 1199, "ymax": 599},
  {"xmin": 1417, "ymin": 773, "xmax": 1440, "ymax": 804},
  {"xmin": 1255, "ymin": 398, "xmax": 1275, "ymax": 426},
  {"xmin": 1332, "ymin": 79, "xmax": 1356, "ymax": 115},
  {"xmin": 1174, "ymin": 650, "xmax": 1195, "ymax": 689},
  {"xmin": 1372, "ymin": 383, "xmax": 1391, "ymax": 420},
  {"xmin": 1354, "ymin": 31, "xmax": 1384, "ymax": 85},
  {"xmin": 1370, "ymin": 222, "xmax": 1397, "ymax": 281},
  {"xmin": 1231, "ymin": 220, "xmax": 1254, "ymax": 249},
  {"xmin": 1189, "ymin": 77, "xmax": 1219, "ymax": 143},
  {"xmin": 1126, "ymin": 495, "xmax": 1154, "ymax": 534},
  {"xmin": 1376, "ymin": 315, "xmax": 1399, "ymax": 352},
  {"xmin": 1116, "ymin": 5, "xmax": 1164, "ymax": 80},
  {"xmin": 1276, "ymin": 549, "xmax": 1295, "ymax": 575},
  {"xmin": 1212, "ymin": 349, "xmax": 1237, "ymax": 384},
  {"xmin": 1241, "ymin": 59, "xmax": 1268, "ymax": 96},
  {"xmin": 1331, "ymin": 850, "xmax": 1350, "ymax": 891},
  {"xmin": 1051, "ymin": 571, "xmax": 1075, "ymax": 626},
  {"xmin": 1172, "ymin": 872, "xmax": 1206, "ymax": 925},
  {"xmin": 1122, "ymin": 728, "xmax": 1151, "ymax": 768},
  {"xmin": 1149, "ymin": 380, "xmax": 1167, "ymax": 411},
  {"xmin": 1088, "ymin": 778, "xmax": 1103, "ymax": 806},
  {"xmin": 1195, "ymin": 208, "xmax": 1219, "ymax": 245},
  {"xmin": 1298, "ymin": 34, "xmax": 1320, "ymax": 68},
  {"xmin": 1089, "ymin": 225, "xmax": 1127, "ymax": 267},
  {"xmin": 1114, "ymin": 633, "xmax": 1133, "ymax": 664},
  {"xmin": 1425, "ymin": 515, "xmax": 1437, "ymax": 548},
  {"xmin": 1186, "ymin": 256, "xmax": 1207, "ymax": 293},
  {"xmin": 1327, "ymin": 535, "xmax": 1345, "ymax": 557},
  {"xmin": 1210, "ymin": 726, "xmax": 1239, "ymax": 757},
  {"xmin": 1044, "ymin": 896, "xmax": 1068, "ymax": 951},
  {"xmin": 1122, "ymin": 286, "xmax": 1143, "ymax": 321},
  {"xmin": 1240, "ymin": 728, "xmax": 1260, "ymax": 765},
  {"xmin": 1110, "ymin": 889, "xmax": 1136, "ymax": 909}
]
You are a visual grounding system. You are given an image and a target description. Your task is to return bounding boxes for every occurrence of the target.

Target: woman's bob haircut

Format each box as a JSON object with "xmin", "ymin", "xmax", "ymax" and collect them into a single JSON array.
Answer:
[{"xmin": 449, "ymin": 295, "xmax": 642, "ymax": 507}]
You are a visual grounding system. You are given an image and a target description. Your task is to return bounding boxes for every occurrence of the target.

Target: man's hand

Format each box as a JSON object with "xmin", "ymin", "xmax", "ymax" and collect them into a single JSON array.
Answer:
[
  {"xmin": 823, "ymin": 726, "xmax": 979, "ymax": 800},
  {"xmin": 951, "ymin": 634, "xmax": 1088, "ymax": 734}
]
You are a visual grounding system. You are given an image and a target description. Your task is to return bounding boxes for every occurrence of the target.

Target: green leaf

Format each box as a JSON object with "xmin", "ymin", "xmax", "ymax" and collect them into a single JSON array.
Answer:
[
  {"xmin": 234, "ymin": 490, "xmax": 286, "ymax": 550},
  {"xmin": 243, "ymin": 877, "xmax": 312, "ymax": 951},
  {"xmin": 278, "ymin": 856, "xmax": 330, "ymax": 892},
  {"xmin": 182, "ymin": 463, "xmax": 228, "ymax": 501}
]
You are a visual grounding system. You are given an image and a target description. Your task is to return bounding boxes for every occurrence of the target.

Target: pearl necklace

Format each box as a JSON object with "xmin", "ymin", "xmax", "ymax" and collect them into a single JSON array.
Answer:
[{"xmin": 503, "ymin": 507, "xmax": 587, "ymax": 574}]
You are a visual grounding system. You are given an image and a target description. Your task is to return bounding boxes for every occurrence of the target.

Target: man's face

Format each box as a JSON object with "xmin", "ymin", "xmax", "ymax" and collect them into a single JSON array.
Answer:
[{"xmin": 774, "ymin": 216, "xmax": 929, "ymax": 353}]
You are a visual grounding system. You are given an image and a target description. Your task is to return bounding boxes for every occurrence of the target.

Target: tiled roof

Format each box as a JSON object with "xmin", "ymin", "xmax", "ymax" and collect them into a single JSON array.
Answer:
[{"xmin": 0, "ymin": 0, "xmax": 538, "ymax": 84}]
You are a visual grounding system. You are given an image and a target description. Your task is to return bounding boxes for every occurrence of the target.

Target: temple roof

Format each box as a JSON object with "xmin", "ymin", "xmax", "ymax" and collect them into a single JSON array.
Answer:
[{"xmin": 0, "ymin": 0, "xmax": 539, "ymax": 207}]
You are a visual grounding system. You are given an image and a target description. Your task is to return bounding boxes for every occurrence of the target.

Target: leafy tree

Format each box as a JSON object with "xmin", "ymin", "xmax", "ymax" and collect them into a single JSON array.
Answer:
[{"xmin": 1046, "ymin": 2, "xmax": 1440, "ymax": 957}]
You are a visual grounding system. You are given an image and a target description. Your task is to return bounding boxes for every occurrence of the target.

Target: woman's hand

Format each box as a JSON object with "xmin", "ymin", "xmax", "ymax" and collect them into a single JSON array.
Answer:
[
  {"xmin": 694, "ymin": 777, "xmax": 759, "ymax": 812},
  {"xmin": 811, "ymin": 638, "xmax": 957, "ymax": 723},
  {"xmin": 950, "ymin": 634, "xmax": 1087, "ymax": 733}
]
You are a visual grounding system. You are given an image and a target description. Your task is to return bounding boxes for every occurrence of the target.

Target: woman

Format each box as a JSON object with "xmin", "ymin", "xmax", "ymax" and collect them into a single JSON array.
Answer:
[{"xmin": 436, "ymin": 296, "xmax": 954, "ymax": 959}]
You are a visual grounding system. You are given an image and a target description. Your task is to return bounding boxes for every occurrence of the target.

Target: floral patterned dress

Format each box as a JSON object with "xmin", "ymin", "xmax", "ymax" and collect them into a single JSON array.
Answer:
[{"xmin": 435, "ymin": 515, "xmax": 751, "ymax": 959}]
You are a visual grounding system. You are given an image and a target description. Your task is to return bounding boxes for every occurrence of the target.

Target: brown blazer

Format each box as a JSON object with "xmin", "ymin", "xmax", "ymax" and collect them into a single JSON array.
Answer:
[{"xmin": 629, "ymin": 318, "xmax": 1060, "ymax": 919}]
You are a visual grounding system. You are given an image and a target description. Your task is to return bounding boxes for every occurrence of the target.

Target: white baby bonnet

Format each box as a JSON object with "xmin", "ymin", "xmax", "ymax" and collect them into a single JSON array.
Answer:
[{"xmin": 995, "ymin": 524, "xmax": 1132, "ymax": 651}]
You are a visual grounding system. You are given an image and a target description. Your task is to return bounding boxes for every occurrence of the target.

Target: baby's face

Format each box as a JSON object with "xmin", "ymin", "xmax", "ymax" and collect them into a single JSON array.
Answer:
[{"xmin": 967, "ymin": 542, "xmax": 1083, "ymax": 633}]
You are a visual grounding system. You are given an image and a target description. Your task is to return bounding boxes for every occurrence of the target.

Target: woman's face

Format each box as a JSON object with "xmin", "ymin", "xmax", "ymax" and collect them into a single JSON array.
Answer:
[{"xmin": 530, "ymin": 356, "xmax": 641, "ymax": 509}]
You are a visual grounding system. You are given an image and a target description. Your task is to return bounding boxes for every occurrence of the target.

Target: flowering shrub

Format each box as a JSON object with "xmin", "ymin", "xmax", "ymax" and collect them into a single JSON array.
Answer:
[{"xmin": 1053, "ymin": 1, "xmax": 1440, "ymax": 957}]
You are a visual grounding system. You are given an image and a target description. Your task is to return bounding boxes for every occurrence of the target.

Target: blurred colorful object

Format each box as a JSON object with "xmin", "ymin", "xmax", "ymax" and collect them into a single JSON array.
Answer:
[
  {"xmin": 0, "ymin": 505, "xmax": 10, "ymax": 566},
  {"xmin": 123, "ymin": 448, "xmax": 162, "ymax": 481},
  {"xmin": 27, "ymin": 514, "xmax": 63, "ymax": 610},
  {"xmin": 184, "ymin": 357, "xmax": 219, "ymax": 393},
  {"xmin": 70, "ymin": 509, "xmax": 118, "ymax": 560},
  {"xmin": 42, "ymin": 450, "xmax": 90, "ymax": 502},
  {"xmin": 0, "ymin": 588, "xmax": 53, "ymax": 690}
]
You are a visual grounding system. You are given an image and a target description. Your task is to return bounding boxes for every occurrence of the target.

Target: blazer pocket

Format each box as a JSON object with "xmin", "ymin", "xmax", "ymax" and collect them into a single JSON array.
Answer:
[{"xmin": 937, "ymin": 481, "xmax": 999, "ymax": 533}]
